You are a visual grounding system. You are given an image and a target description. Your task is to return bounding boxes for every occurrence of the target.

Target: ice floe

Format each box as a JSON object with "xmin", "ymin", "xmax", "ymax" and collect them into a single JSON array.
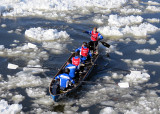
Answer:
[
  {"xmin": 42, "ymin": 42, "xmax": 68, "ymax": 54},
  {"xmin": 146, "ymin": 18, "xmax": 160, "ymax": 23},
  {"xmin": 123, "ymin": 71, "xmax": 150, "ymax": 85},
  {"xmin": 33, "ymin": 96, "xmax": 53, "ymax": 106},
  {"xmin": 108, "ymin": 15, "xmax": 143, "ymax": 27},
  {"xmin": 134, "ymin": 38, "xmax": 157, "ymax": 45},
  {"xmin": 148, "ymin": 38, "xmax": 157, "ymax": 45},
  {"xmin": 146, "ymin": 6, "xmax": 160, "ymax": 12},
  {"xmin": 12, "ymin": 94, "xmax": 25, "ymax": 103},
  {"xmin": 0, "ymin": 0, "xmax": 127, "ymax": 22},
  {"xmin": 148, "ymin": 1, "xmax": 160, "ymax": 5},
  {"xmin": 98, "ymin": 23, "xmax": 159, "ymax": 37},
  {"xmin": 120, "ymin": 7, "xmax": 142, "ymax": 14},
  {"xmin": 0, "ymin": 99, "xmax": 22, "ymax": 114},
  {"xmin": 136, "ymin": 46, "xmax": 160, "ymax": 55},
  {"xmin": 25, "ymin": 27, "xmax": 70, "ymax": 42},
  {"xmin": 122, "ymin": 58, "xmax": 160, "ymax": 68},
  {"xmin": 0, "ymin": 43, "xmax": 49, "ymax": 61},
  {"xmin": 26, "ymin": 88, "xmax": 46, "ymax": 98},
  {"xmin": 100, "ymin": 107, "xmax": 116, "ymax": 114},
  {"xmin": 1, "ymin": 24, "xmax": 7, "ymax": 28}
]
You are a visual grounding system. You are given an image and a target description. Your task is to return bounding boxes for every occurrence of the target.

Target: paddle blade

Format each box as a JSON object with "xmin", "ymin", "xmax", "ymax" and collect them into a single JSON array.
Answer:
[
  {"xmin": 28, "ymin": 43, "xmax": 37, "ymax": 48},
  {"xmin": 118, "ymin": 82, "xmax": 129, "ymax": 88},
  {"xmin": 8, "ymin": 63, "xmax": 19, "ymax": 69},
  {"xmin": 100, "ymin": 41, "xmax": 110, "ymax": 48}
]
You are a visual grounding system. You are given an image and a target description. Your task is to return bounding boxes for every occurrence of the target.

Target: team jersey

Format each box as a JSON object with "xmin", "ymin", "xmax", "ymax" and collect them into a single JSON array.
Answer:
[
  {"xmin": 55, "ymin": 73, "xmax": 75, "ymax": 88},
  {"xmin": 85, "ymin": 31, "xmax": 103, "ymax": 41},
  {"xmin": 65, "ymin": 64, "xmax": 76, "ymax": 78}
]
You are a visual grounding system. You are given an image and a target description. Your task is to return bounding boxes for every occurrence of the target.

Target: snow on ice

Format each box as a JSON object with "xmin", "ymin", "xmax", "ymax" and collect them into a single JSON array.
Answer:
[
  {"xmin": 98, "ymin": 23, "xmax": 159, "ymax": 37},
  {"xmin": 108, "ymin": 15, "xmax": 143, "ymax": 27},
  {"xmin": 146, "ymin": 6, "xmax": 160, "ymax": 12},
  {"xmin": 26, "ymin": 88, "xmax": 46, "ymax": 98},
  {"xmin": 25, "ymin": 27, "xmax": 70, "ymax": 42},
  {"xmin": 0, "ymin": 0, "xmax": 128, "ymax": 21},
  {"xmin": 120, "ymin": 7, "xmax": 142, "ymax": 14},
  {"xmin": 146, "ymin": 18, "xmax": 160, "ymax": 23},
  {"xmin": 134, "ymin": 38, "xmax": 157, "ymax": 45},
  {"xmin": 123, "ymin": 71, "xmax": 150, "ymax": 85},
  {"xmin": 0, "ymin": 99, "xmax": 22, "ymax": 114},
  {"xmin": 136, "ymin": 46, "xmax": 160, "ymax": 55}
]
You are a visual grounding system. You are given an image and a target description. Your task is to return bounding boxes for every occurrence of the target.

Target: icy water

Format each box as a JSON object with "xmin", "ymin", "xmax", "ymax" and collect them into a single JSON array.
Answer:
[{"xmin": 1, "ymin": 0, "xmax": 160, "ymax": 114}]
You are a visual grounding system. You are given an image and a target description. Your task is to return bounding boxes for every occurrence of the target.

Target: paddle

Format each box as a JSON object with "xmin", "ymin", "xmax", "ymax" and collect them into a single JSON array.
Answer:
[
  {"xmin": 80, "ymin": 81, "xmax": 129, "ymax": 88},
  {"xmin": 7, "ymin": 63, "xmax": 54, "ymax": 70},
  {"xmin": 100, "ymin": 41, "xmax": 110, "ymax": 48}
]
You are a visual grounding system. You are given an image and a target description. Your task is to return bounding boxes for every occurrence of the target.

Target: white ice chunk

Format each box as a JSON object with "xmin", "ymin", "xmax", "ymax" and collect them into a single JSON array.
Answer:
[
  {"xmin": 0, "ymin": 45, "xmax": 5, "ymax": 50},
  {"xmin": 136, "ymin": 46, "xmax": 160, "ymax": 55},
  {"xmin": 98, "ymin": 23, "xmax": 159, "ymax": 37},
  {"xmin": 120, "ymin": 7, "xmax": 142, "ymax": 14},
  {"xmin": 7, "ymin": 30, "xmax": 14, "ymax": 33},
  {"xmin": 12, "ymin": 94, "xmax": 25, "ymax": 103},
  {"xmin": 8, "ymin": 63, "xmax": 19, "ymax": 69},
  {"xmin": 34, "ymin": 96, "xmax": 53, "ymax": 106},
  {"xmin": 146, "ymin": 18, "xmax": 160, "ymax": 23},
  {"xmin": 100, "ymin": 107, "xmax": 116, "ymax": 114},
  {"xmin": 148, "ymin": 1, "xmax": 160, "ymax": 5},
  {"xmin": 26, "ymin": 88, "xmax": 46, "ymax": 98},
  {"xmin": 115, "ymin": 51, "xmax": 123, "ymax": 56},
  {"xmin": 148, "ymin": 38, "xmax": 157, "ymax": 45},
  {"xmin": 0, "ymin": 0, "xmax": 127, "ymax": 22},
  {"xmin": 108, "ymin": 15, "xmax": 143, "ymax": 27},
  {"xmin": 25, "ymin": 27, "xmax": 70, "ymax": 42},
  {"xmin": 1, "ymin": 24, "xmax": 6, "ymax": 28},
  {"xmin": 146, "ymin": 6, "xmax": 160, "ymax": 12},
  {"xmin": 134, "ymin": 39, "xmax": 146, "ymax": 44},
  {"xmin": 118, "ymin": 82, "xmax": 129, "ymax": 88},
  {"xmin": 28, "ymin": 43, "xmax": 37, "ymax": 49},
  {"xmin": 123, "ymin": 71, "xmax": 150, "ymax": 85},
  {"xmin": 0, "ymin": 99, "xmax": 22, "ymax": 114}
]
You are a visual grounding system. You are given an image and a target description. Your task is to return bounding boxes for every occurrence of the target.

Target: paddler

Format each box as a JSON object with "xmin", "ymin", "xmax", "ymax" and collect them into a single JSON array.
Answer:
[
  {"xmin": 55, "ymin": 68, "xmax": 75, "ymax": 90},
  {"xmin": 65, "ymin": 60, "xmax": 76, "ymax": 79},
  {"xmin": 83, "ymin": 27, "xmax": 103, "ymax": 53},
  {"xmin": 71, "ymin": 52, "xmax": 81, "ymax": 69},
  {"xmin": 75, "ymin": 42, "xmax": 92, "ymax": 64}
]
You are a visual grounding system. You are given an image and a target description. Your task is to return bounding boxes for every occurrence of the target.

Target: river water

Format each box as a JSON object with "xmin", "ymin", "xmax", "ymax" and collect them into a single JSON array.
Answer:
[{"xmin": 0, "ymin": 0, "xmax": 160, "ymax": 114}]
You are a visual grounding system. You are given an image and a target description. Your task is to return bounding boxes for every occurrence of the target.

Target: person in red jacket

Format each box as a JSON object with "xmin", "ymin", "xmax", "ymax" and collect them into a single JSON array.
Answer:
[
  {"xmin": 75, "ymin": 42, "xmax": 92, "ymax": 64},
  {"xmin": 83, "ymin": 27, "xmax": 103, "ymax": 53},
  {"xmin": 72, "ymin": 52, "xmax": 81, "ymax": 69}
]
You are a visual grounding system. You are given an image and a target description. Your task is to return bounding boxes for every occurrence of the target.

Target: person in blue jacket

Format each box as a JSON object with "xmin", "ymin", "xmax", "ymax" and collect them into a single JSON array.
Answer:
[
  {"xmin": 75, "ymin": 42, "xmax": 92, "ymax": 63},
  {"xmin": 55, "ymin": 68, "xmax": 75, "ymax": 90},
  {"xmin": 83, "ymin": 27, "xmax": 103, "ymax": 53},
  {"xmin": 65, "ymin": 60, "xmax": 76, "ymax": 79}
]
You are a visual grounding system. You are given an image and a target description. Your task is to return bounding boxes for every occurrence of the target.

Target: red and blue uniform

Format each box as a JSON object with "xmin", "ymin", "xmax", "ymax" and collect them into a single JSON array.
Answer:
[
  {"xmin": 72, "ymin": 56, "xmax": 80, "ymax": 69},
  {"xmin": 65, "ymin": 64, "xmax": 76, "ymax": 78},
  {"xmin": 75, "ymin": 46, "xmax": 92, "ymax": 63},
  {"xmin": 55, "ymin": 73, "xmax": 75, "ymax": 89},
  {"xmin": 85, "ymin": 31, "xmax": 103, "ymax": 41}
]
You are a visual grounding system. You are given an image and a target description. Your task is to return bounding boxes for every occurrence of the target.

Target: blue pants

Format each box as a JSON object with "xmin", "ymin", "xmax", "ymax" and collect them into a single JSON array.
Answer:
[{"xmin": 80, "ymin": 56, "xmax": 87, "ymax": 63}]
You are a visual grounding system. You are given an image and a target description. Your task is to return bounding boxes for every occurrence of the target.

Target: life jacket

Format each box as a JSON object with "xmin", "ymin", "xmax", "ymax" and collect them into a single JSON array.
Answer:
[
  {"xmin": 91, "ymin": 31, "xmax": 99, "ymax": 41},
  {"xmin": 72, "ymin": 57, "xmax": 80, "ymax": 66},
  {"xmin": 81, "ymin": 46, "xmax": 89, "ymax": 57}
]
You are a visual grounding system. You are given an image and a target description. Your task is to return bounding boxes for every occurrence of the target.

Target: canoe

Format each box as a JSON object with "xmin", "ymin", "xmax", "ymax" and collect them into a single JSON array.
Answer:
[{"xmin": 49, "ymin": 45, "xmax": 99, "ymax": 102}]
